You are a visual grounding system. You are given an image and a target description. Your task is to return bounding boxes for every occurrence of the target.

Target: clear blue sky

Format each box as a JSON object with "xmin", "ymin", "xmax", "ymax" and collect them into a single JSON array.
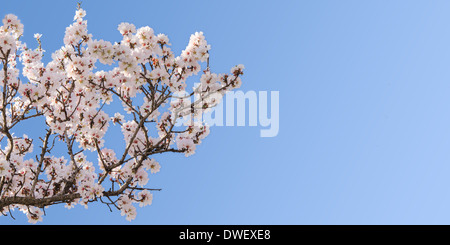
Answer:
[{"xmin": 3, "ymin": 0, "xmax": 450, "ymax": 225}]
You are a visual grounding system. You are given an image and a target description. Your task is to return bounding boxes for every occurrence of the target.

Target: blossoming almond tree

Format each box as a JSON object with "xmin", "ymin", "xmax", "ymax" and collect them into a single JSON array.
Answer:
[{"xmin": 0, "ymin": 6, "xmax": 244, "ymax": 223}]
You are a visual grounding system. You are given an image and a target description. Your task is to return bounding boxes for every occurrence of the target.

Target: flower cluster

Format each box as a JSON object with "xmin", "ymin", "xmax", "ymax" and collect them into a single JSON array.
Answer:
[{"xmin": 0, "ymin": 7, "xmax": 243, "ymax": 223}]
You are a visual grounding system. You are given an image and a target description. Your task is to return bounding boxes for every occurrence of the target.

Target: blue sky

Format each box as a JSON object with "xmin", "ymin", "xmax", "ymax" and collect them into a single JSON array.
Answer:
[{"xmin": 3, "ymin": 0, "xmax": 450, "ymax": 224}]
